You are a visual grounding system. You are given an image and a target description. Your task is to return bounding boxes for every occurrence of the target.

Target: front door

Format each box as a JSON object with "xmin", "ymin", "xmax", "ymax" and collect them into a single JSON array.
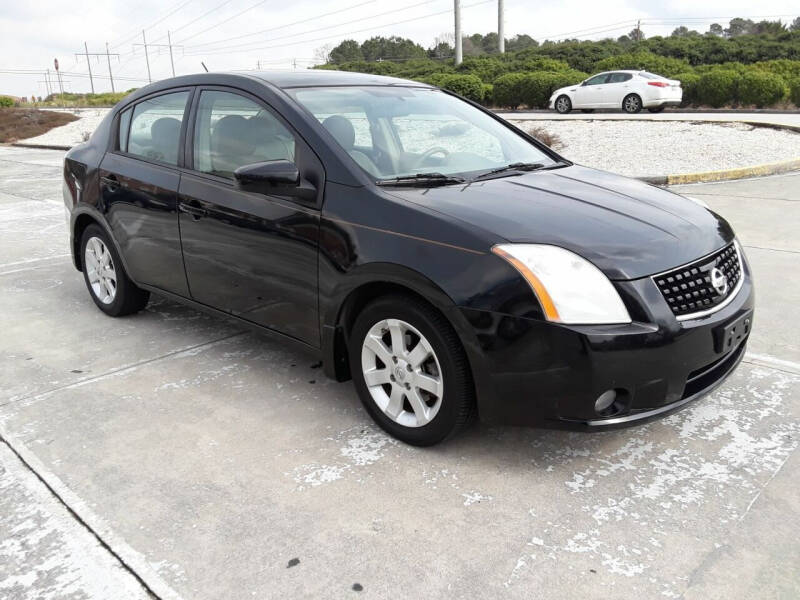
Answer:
[
  {"xmin": 178, "ymin": 88, "xmax": 322, "ymax": 346},
  {"xmin": 99, "ymin": 89, "xmax": 192, "ymax": 296},
  {"xmin": 573, "ymin": 73, "xmax": 610, "ymax": 108}
]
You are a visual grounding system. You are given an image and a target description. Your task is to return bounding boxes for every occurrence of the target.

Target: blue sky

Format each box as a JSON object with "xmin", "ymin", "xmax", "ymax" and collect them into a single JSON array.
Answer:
[{"xmin": 0, "ymin": 0, "xmax": 797, "ymax": 97}]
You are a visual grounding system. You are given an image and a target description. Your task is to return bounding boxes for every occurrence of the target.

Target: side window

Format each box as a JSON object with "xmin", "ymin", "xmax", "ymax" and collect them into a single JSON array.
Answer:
[
  {"xmin": 585, "ymin": 74, "xmax": 609, "ymax": 86},
  {"xmin": 127, "ymin": 91, "xmax": 189, "ymax": 165},
  {"xmin": 607, "ymin": 73, "xmax": 632, "ymax": 83},
  {"xmin": 118, "ymin": 108, "xmax": 132, "ymax": 152},
  {"xmin": 193, "ymin": 90, "xmax": 296, "ymax": 179}
]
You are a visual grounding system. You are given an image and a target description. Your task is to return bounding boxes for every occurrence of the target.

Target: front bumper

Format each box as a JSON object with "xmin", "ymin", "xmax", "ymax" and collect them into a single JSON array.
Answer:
[{"xmin": 459, "ymin": 259, "xmax": 755, "ymax": 429}]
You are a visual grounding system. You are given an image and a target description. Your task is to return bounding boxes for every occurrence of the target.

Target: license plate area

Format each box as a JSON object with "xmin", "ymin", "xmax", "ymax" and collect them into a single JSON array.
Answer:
[{"xmin": 714, "ymin": 311, "xmax": 752, "ymax": 353}]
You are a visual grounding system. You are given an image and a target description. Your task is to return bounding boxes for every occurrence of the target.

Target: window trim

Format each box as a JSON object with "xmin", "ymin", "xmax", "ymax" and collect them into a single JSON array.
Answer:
[
  {"xmin": 184, "ymin": 85, "xmax": 301, "ymax": 186},
  {"xmin": 109, "ymin": 86, "xmax": 195, "ymax": 170}
]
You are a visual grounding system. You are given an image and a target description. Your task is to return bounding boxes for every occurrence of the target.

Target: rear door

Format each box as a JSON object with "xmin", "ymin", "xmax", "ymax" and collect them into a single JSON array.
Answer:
[
  {"xmin": 178, "ymin": 87, "xmax": 323, "ymax": 346},
  {"xmin": 99, "ymin": 89, "xmax": 192, "ymax": 296},
  {"xmin": 601, "ymin": 72, "xmax": 633, "ymax": 107},
  {"xmin": 573, "ymin": 73, "xmax": 609, "ymax": 108}
]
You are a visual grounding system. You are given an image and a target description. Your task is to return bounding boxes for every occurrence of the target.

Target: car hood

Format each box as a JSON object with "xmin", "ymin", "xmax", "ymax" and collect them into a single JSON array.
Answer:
[{"xmin": 386, "ymin": 165, "xmax": 734, "ymax": 280}]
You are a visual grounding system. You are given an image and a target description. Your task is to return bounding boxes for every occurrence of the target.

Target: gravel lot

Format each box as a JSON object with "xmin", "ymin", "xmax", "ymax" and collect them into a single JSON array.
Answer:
[
  {"xmin": 17, "ymin": 109, "xmax": 800, "ymax": 179},
  {"xmin": 514, "ymin": 119, "xmax": 800, "ymax": 177}
]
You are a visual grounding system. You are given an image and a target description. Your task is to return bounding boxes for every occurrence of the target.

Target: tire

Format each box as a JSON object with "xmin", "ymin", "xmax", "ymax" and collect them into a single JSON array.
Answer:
[
  {"xmin": 554, "ymin": 95, "xmax": 572, "ymax": 114},
  {"xmin": 647, "ymin": 106, "xmax": 665, "ymax": 113},
  {"xmin": 622, "ymin": 94, "xmax": 642, "ymax": 114},
  {"xmin": 349, "ymin": 295, "xmax": 476, "ymax": 446},
  {"xmin": 580, "ymin": 109, "xmax": 595, "ymax": 113},
  {"xmin": 80, "ymin": 223, "xmax": 150, "ymax": 317}
]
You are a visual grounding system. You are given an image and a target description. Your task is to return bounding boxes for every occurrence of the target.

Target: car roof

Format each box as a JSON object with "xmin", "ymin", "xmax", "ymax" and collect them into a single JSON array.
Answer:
[{"xmin": 247, "ymin": 69, "xmax": 433, "ymax": 89}]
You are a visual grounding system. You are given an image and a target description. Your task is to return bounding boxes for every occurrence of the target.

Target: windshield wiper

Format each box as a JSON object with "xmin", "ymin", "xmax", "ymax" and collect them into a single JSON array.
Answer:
[
  {"xmin": 472, "ymin": 162, "xmax": 546, "ymax": 181},
  {"xmin": 376, "ymin": 172, "xmax": 466, "ymax": 187}
]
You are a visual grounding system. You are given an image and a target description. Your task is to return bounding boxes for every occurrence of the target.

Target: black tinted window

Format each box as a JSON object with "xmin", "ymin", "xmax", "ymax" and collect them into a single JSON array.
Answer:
[
  {"xmin": 607, "ymin": 73, "xmax": 632, "ymax": 83},
  {"xmin": 193, "ymin": 90, "xmax": 295, "ymax": 179},
  {"xmin": 127, "ymin": 91, "xmax": 189, "ymax": 166},
  {"xmin": 585, "ymin": 74, "xmax": 609, "ymax": 86}
]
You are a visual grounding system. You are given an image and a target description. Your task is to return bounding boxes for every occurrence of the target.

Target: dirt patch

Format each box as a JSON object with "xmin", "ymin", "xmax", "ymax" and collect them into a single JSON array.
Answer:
[{"xmin": 0, "ymin": 108, "xmax": 78, "ymax": 143}]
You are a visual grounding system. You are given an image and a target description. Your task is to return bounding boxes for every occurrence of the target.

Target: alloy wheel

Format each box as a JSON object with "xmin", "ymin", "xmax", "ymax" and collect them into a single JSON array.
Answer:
[
  {"xmin": 624, "ymin": 95, "xmax": 641, "ymax": 113},
  {"xmin": 556, "ymin": 97, "xmax": 570, "ymax": 113},
  {"xmin": 360, "ymin": 318, "xmax": 444, "ymax": 428},
  {"xmin": 84, "ymin": 236, "xmax": 117, "ymax": 304}
]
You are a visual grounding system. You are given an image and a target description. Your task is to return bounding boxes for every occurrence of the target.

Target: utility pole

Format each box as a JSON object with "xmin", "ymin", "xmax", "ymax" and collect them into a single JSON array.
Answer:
[
  {"xmin": 257, "ymin": 60, "xmax": 261, "ymax": 69},
  {"xmin": 142, "ymin": 30, "xmax": 152, "ymax": 83},
  {"xmin": 44, "ymin": 69, "xmax": 52, "ymax": 97},
  {"xmin": 75, "ymin": 44, "xmax": 119, "ymax": 93},
  {"xmin": 135, "ymin": 32, "xmax": 182, "ymax": 79},
  {"xmin": 498, "ymin": 0, "xmax": 504, "ymax": 53},
  {"xmin": 636, "ymin": 19, "xmax": 642, "ymax": 42},
  {"xmin": 454, "ymin": 0, "xmax": 462, "ymax": 65},
  {"xmin": 106, "ymin": 42, "xmax": 115, "ymax": 92},
  {"xmin": 75, "ymin": 42, "xmax": 95, "ymax": 93}
]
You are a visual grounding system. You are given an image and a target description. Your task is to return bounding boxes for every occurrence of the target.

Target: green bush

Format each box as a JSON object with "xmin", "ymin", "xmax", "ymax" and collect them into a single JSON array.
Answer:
[
  {"xmin": 493, "ymin": 73, "xmax": 533, "ymax": 109},
  {"xmin": 697, "ymin": 69, "xmax": 741, "ymax": 107},
  {"xmin": 674, "ymin": 71, "xmax": 701, "ymax": 105},
  {"xmin": 593, "ymin": 51, "xmax": 691, "ymax": 78},
  {"xmin": 0, "ymin": 96, "xmax": 14, "ymax": 108},
  {"xmin": 434, "ymin": 74, "xmax": 485, "ymax": 103},
  {"xmin": 482, "ymin": 83, "xmax": 494, "ymax": 106},
  {"xmin": 790, "ymin": 77, "xmax": 800, "ymax": 106},
  {"xmin": 753, "ymin": 59, "xmax": 800, "ymax": 80},
  {"xmin": 736, "ymin": 70, "xmax": 787, "ymax": 106}
]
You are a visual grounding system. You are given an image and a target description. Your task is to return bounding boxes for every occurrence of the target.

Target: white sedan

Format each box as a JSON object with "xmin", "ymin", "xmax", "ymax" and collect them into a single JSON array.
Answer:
[{"xmin": 549, "ymin": 70, "xmax": 682, "ymax": 114}]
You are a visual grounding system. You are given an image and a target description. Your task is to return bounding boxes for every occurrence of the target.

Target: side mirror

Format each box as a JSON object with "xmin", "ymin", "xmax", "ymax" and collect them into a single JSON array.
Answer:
[{"xmin": 234, "ymin": 160, "xmax": 316, "ymax": 202}]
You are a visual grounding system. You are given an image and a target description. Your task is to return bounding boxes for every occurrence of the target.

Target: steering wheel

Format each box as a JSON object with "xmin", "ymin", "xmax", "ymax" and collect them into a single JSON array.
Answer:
[{"xmin": 412, "ymin": 147, "xmax": 450, "ymax": 169}]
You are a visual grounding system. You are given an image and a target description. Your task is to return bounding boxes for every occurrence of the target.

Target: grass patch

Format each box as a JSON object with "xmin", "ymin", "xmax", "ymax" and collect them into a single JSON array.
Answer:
[{"xmin": 0, "ymin": 108, "xmax": 78, "ymax": 143}]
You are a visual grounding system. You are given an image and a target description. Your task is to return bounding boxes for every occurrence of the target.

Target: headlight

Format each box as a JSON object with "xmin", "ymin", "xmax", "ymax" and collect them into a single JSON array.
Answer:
[{"xmin": 492, "ymin": 244, "xmax": 631, "ymax": 324}]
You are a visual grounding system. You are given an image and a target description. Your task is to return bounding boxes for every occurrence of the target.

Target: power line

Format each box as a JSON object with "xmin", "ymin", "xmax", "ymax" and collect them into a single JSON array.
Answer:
[
  {"xmin": 185, "ymin": 0, "xmax": 494, "ymax": 56},
  {"xmin": 185, "ymin": 0, "xmax": 437, "ymax": 54},
  {"xmin": 185, "ymin": 0, "xmax": 379, "ymax": 49},
  {"xmin": 177, "ymin": 0, "xmax": 274, "ymax": 44},
  {"xmin": 109, "ymin": 0, "xmax": 197, "ymax": 49}
]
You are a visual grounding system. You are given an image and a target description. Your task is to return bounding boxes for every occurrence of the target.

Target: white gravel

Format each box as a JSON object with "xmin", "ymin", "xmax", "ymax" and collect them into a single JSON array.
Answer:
[
  {"xmin": 513, "ymin": 119, "xmax": 800, "ymax": 177},
  {"xmin": 17, "ymin": 108, "xmax": 800, "ymax": 178},
  {"xmin": 21, "ymin": 108, "xmax": 110, "ymax": 147}
]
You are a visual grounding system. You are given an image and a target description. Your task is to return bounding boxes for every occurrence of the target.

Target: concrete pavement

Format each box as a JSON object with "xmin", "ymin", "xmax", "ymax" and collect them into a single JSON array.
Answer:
[{"xmin": 0, "ymin": 146, "xmax": 798, "ymax": 599}]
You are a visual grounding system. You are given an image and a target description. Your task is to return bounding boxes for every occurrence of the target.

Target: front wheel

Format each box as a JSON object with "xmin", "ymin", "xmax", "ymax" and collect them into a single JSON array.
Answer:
[
  {"xmin": 81, "ymin": 224, "xmax": 150, "ymax": 317},
  {"xmin": 554, "ymin": 95, "xmax": 572, "ymax": 114},
  {"xmin": 349, "ymin": 295, "xmax": 475, "ymax": 446},
  {"xmin": 622, "ymin": 94, "xmax": 642, "ymax": 114}
]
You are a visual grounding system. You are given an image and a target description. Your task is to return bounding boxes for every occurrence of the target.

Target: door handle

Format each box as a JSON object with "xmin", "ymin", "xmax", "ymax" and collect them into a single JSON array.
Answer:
[
  {"xmin": 100, "ymin": 175, "xmax": 120, "ymax": 191},
  {"xmin": 179, "ymin": 203, "xmax": 207, "ymax": 220}
]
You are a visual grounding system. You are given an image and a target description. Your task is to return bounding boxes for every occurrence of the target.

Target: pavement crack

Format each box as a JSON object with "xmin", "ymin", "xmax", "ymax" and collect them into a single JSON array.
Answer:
[{"xmin": 0, "ymin": 433, "xmax": 162, "ymax": 599}]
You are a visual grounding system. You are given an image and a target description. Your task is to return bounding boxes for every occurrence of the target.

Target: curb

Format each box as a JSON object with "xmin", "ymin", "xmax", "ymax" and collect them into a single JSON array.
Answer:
[
  {"xmin": 636, "ymin": 157, "xmax": 800, "ymax": 186},
  {"xmin": 11, "ymin": 142, "xmax": 72, "ymax": 151}
]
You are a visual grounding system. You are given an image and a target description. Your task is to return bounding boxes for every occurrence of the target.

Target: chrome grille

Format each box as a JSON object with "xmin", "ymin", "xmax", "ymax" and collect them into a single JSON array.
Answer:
[{"xmin": 653, "ymin": 243, "xmax": 742, "ymax": 319}]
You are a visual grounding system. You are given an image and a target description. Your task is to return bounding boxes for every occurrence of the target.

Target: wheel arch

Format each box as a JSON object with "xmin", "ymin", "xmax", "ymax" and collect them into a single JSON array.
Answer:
[{"xmin": 320, "ymin": 264, "xmax": 489, "ymax": 416}]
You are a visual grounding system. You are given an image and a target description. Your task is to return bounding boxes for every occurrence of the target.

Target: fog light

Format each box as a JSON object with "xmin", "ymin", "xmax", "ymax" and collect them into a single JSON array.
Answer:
[{"xmin": 594, "ymin": 390, "xmax": 617, "ymax": 413}]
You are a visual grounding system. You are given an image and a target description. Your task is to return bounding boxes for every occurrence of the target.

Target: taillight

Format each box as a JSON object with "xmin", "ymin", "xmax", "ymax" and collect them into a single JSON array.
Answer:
[{"xmin": 647, "ymin": 81, "xmax": 669, "ymax": 88}]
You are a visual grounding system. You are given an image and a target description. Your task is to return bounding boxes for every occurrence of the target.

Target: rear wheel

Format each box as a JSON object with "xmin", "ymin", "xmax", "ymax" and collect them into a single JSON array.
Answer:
[
  {"xmin": 554, "ymin": 95, "xmax": 572, "ymax": 114},
  {"xmin": 349, "ymin": 295, "xmax": 475, "ymax": 446},
  {"xmin": 647, "ymin": 105, "xmax": 665, "ymax": 113},
  {"xmin": 622, "ymin": 94, "xmax": 642, "ymax": 114},
  {"xmin": 81, "ymin": 224, "xmax": 149, "ymax": 317}
]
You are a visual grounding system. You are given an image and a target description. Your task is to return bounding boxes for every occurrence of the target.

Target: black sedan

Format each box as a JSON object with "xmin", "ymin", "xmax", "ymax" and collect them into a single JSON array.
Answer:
[{"xmin": 63, "ymin": 70, "xmax": 754, "ymax": 446}]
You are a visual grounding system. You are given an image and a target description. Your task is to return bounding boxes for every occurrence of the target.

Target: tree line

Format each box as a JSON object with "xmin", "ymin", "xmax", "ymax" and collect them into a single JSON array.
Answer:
[{"xmin": 316, "ymin": 18, "xmax": 800, "ymax": 108}]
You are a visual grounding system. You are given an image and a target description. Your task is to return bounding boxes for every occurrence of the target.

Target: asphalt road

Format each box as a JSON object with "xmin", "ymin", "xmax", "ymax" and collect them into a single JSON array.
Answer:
[{"xmin": 1, "ymin": 145, "xmax": 798, "ymax": 600}]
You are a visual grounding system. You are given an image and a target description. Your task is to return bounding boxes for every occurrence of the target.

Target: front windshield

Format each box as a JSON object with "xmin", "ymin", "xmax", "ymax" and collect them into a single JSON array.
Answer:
[{"xmin": 287, "ymin": 86, "xmax": 557, "ymax": 182}]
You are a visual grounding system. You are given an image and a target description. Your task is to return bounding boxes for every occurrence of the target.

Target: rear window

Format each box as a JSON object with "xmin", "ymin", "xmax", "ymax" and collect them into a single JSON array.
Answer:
[
  {"xmin": 639, "ymin": 72, "xmax": 663, "ymax": 80},
  {"xmin": 126, "ymin": 91, "xmax": 190, "ymax": 166},
  {"xmin": 607, "ymin": 73, "xmax": 632, "ymax": 83}
]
